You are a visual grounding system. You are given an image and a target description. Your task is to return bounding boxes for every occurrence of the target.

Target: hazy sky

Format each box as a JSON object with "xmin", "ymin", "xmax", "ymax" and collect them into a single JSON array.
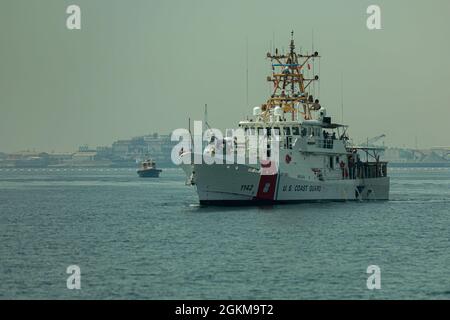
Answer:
[{"xmin": 1, "ymin": 0, "xmax": 449, "ymax": 152}]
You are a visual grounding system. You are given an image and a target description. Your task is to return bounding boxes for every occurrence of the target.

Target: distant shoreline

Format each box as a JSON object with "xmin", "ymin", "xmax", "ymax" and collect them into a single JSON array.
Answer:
[{"xmin": 388, "ymin": 162, "xmax": 450, "ymax": 168}]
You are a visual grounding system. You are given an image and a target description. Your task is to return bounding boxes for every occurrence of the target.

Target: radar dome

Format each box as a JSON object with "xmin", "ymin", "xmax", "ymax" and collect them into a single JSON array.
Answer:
[
  {"xmin": 253, "ymin": 106, "xmax": 262, "ymax": 116},
  {"xmin": 274, "ymin": 106, "xmax": 283, "ymax": 117}
]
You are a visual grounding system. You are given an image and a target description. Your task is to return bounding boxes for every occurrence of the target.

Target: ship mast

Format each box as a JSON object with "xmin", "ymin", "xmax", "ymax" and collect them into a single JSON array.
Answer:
[{"xmin": 265, "ymin": 31, "xmax": 321, "ymax": 120}]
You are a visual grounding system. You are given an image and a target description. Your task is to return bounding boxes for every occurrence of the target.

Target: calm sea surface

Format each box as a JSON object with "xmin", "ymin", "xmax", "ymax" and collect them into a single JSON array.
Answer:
[{"xmin": 0, "ymin": 167, "xmax": 449, "ymax": 299}]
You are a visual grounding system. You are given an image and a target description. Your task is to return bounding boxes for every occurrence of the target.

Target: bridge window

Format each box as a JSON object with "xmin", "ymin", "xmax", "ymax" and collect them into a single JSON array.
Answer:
[
  {"xmin": 315, "ymin": 128, "xmax": 321, "ymax": 136},
  {"xmin": 257, "ymin": 127, "xmax": 264, "ymax": 136},
  {"xmin": 301, "ymin": 128, "xmax": 307, "ymax": 137},
  {"xmin": 273, "ymin": 127, "xmax": 280, "ymax": 136}
]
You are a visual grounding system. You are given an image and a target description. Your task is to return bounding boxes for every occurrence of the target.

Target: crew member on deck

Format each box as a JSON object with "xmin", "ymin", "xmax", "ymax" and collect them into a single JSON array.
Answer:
[
  {"xmin": 348, "ymin": 156, "xmax": 355, "ymax": 179},
  {"xmin": 356, "ymin": 155, "xmax": 363, "ymax": 178},
  {"xmin": 340, "ymin": 160, "xmax": 347, "ymax": 179}
]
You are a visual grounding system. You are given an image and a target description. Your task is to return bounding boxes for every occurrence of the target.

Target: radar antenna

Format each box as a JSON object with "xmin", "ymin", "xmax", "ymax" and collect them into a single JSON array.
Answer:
[{"xmin": 265, "ymin": 32, "xmax": 320, "ymax": 121}]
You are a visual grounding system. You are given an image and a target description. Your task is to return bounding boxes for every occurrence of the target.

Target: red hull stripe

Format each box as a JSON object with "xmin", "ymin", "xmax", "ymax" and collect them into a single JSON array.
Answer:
[{"xmin": 255, "ymin": 174, "xmax": 278, "ymax": 200}]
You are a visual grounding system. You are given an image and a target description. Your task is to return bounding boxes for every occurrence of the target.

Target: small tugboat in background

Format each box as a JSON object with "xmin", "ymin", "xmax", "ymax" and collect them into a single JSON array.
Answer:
[{"xmin": 137, "ymin": 159, "xmax": 162, "ymax": 178}]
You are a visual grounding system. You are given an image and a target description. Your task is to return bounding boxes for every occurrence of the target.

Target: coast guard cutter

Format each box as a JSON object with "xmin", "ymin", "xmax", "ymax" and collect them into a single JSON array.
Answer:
[{"xmin": 179, "ymin": 33, "xmax": 390, "ymax": 205}]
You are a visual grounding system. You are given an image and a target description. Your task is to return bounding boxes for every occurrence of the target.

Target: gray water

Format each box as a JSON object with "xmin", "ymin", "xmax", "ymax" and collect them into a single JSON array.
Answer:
[{"xmin": 0, "ymin": 167, "xmax": 449, "ymax": 299}]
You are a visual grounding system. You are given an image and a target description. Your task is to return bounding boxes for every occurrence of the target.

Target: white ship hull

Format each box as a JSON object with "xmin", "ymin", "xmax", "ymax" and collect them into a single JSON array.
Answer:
[{"xmin": 181, "ymin": 154, "xmax": 389, "ymax": 205}]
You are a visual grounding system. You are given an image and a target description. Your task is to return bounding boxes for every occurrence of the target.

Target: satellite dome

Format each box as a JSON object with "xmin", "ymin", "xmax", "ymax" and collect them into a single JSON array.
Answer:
[{"xmin": 253, "ymin": 106, "xmax": 262, "ymax": 116}]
